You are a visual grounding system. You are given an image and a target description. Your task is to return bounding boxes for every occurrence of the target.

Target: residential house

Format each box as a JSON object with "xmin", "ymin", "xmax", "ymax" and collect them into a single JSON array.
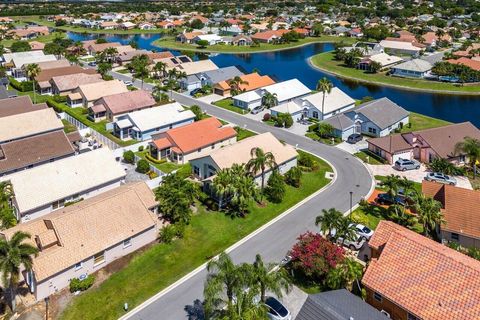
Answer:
[
  {"xmin": 233, "ymin": 78, "xmax": 311, "ymax": 110},
  {"xmin": 348, "ymin": 28, "xmax": 364, "ymax": 38},
  {"xmin": 296, "ymin": 289, "xmax": 388, "ymax": 320},
  {"xmin": 391, "ymin": 59, "xmax": 433, "ymax": 78},
  {"xmin": 174, "ymin": 59, "xmax": 218, "ymax": 76},
  {"xmin": 362, "ymin": 220, "xmax": 480, "ymax": 320},
  {"xmin": 367, "ymin": 122, "xmax": 480, "ymax": 164},
  {"xmin": 119, "ymin": 22, "xmax": 136, "ymax": 30},
  {"xmin": 2, "ymin": 51, "xmax": 57, "ymax": 81},
  {"xmin": 89, "ymin": 90, "xmax": 156, "ymax": 122},
  {"xmin": 214, "ymin": 72, "xmax": 275, "ymax": 96},
  {"xmin": 7, "ymin": 26, "xmax": 49, "ymax": 40},
  {"xmin": 150, "ymin": 117, "xmax": 237, "ymax": 164},
  {"xmin": 190, "ymin": 132, "xmax": 298, "ymax": 185},
  {"xmin": 0, "ymin": 182, "xmax": 159, "ymax": 301},
  {"xmin": 0, "ymin": 96, "xmax": 46, "ymax": 118},
  {"xmin": 192, "ymin": 34, "xmax": 224, "ymax": 45},
  {"xmin": 447, "ymin": 57, "xmax": 480, "ymax": 72},
  {"xmin": 113, "ymin": 102, "xmax": 195, "ymax": 141},
  {"xmin": 0, "ymin": 148, "xmax": 126, "ymax": 222},
  {"xmin": 52, "ymin": 73, "xmax": 103, "ymax": 98},
  {"xmin": 29, "ymin": 41, "xmax": 45, "ymax": 51},
  {"xmin": 35, "ymin": 66, "xmax": 98, "ymax": 95},
  {"xmin": 71, "ymin": 80, "xmax": 129, "ymax": 108},
  {"xmin": 85, "ymin": 41, "xmax": 121, "ymax": 56},
  {"xmin": 157, "ymin": 20, "xmax": 176, "ymax": 29},
  {"xmin": 358, "ymin": 53, "xmax": 403, "ymax": 71},
  {"xmin": 232, "ymin": 35, "xmax": 253, "ymax": 46},
  {"xmin": 181, "ymin": 66, "xmax": 244, "ymax": 92},
  {"xmin": 332, "ymin": 26, "xmax": 351, "ymax": 36},
  {"xmin": 251, "ymin": 30, "xmax": 289, "ymax": 43},
  {"xmin": 177, "ymin": 31, "xmax": 204, "ymax": 44},
  {"xmin": 422, "ymin": 31, "xmax": 452, "ymax": 48},
  {"xmin": 379, "ymin": 39, "xmax": 423, "ymax": 56},
  {"xmin": 138, "ymin": 22, "xmax": 155, "ymax": 30},
  {"xmin": 100, "ymin": 21, "xmax": 118, "ymax": 30},
  {"xmin": 115, "ymin": 49, "xmax": 151, "ymax": 65},
  {"xmin": 422, "ymin": 181, "xmax": 480, "ymax": 248}
]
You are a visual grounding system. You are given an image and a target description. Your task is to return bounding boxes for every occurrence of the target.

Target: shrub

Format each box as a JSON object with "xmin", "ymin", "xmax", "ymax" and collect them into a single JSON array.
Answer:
[
  {"xmin": 298, "ymin": 152, "xmax": 319, "ymax": 171},
  {"xmin": 52, "ymin": 94, "xmax": 67, "ymax": 103},
  {"xmin": 285, "ymin": 167, "xmax": 303, "ymax": 188},
  {"xmin": 428, "ymin": 158, "xmax": 464, "ymax": 176},
  {"xmin": 263, "ymin": 113, "xmax": 271, "ymax": 121},
  {"xmin": 138, "ymin": 145, "xmax": 144, "ymax": 152},
  {"xmin": 307, "ymin": 123, "xmax": 318, "ymax": 132},
  {"xmin": 123, "ymin": 150, "xmax": 135, "ymax": 164},
  {"xmin": 264, "ymin": 171, "xmax": 286, "ymax": 203},
  {"xmin": 8, "ymin": 77, "xmax": 34, "ymax": 92},
  {"xmin": 147, "ymin": 170, "xmax": 159, "ymax": 179},
  {"xmin": 69, "ymin": 275, "xmax": 95, "ymax": 293},
  {"xmin": 283, "ymin": 114, "xmax": 293, "ymax": 128},
  {"xmin": 145, "ymin": 153, "xmax": 166, "ymax": 164},
  {"xmin": 136, "ymin": 159, "xmax": 150, "ymax": 174},
  {"xmin": 159, "ymin": 224, "xmax": 176, "ymax": 244}
]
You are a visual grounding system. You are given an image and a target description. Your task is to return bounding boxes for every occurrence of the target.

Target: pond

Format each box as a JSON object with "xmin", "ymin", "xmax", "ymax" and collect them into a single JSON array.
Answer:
[{"xmin": 67, "ymin": 32, "xmax": 480, "ymax": 127}]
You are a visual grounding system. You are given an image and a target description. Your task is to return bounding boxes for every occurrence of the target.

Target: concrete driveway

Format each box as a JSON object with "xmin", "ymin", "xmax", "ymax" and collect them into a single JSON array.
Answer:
[
  {"xmin": 197, "ymin": 93, "xmax": 224, "ymax": 104},
  {"xmin": 336, "ymin": 141, "xmax": 368, "ymax": 155},
  {"xmin": 368, "ymin": 163, "xmax": 473, "ymax": 189}
]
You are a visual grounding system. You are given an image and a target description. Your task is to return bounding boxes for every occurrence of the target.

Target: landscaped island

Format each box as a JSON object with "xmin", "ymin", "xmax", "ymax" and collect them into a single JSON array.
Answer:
[{"xmin": 310, "ymin": 51, "xmax": 480, "ymax": 94}]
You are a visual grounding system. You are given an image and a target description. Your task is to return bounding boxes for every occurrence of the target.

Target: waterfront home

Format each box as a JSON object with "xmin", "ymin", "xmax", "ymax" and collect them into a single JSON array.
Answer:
[
  {"xmin": 7, "ymin": 26, "xmax": 49, "ymax": 40},
  {"xmin": 35, "ymin": 66, "xmax": 98, "ymax": 95},
  {"xmin": 232, "ymin": 35, "xmax": 253, "ymax": 46},
  {"xmin": 138, "ymin": 22, "xmax": 155, "ymax": 30},
  {"xmin": 251, "ymin": 30, "xmax": 289, "ymax": 43},
  {"xmin": 52, "ymin": 73, "xmax": 103, "ymax": 97},
  {"xmin": 358, "ymin": 52, "xmax": 403, "ymax": 71},
  {"xmin": 379, "ymin": 39, "xmax": 423, "ymax": 56},
  {"xmin": 115, "ymin": 49, "xmax": 151, "ymax": 65},
  {"xmin": 180, "ymin": 66, "xmax": 244, "ymax": 92},
  {"xmin": 422, "ymin": 181, "xmax": 480, "ymax": 248},
  {"xmin": 177, "ymin": 31, "xmax": 204, "ymax": 44},
  {"xmin": 113, "ymin": 102, "xmax": 195, "ymax": 141},
  {"xmin": 332, "ymin": 26, "xmax": 351, "ymax": 36},
  {"xmin": 157, "ymin": 20, "xmax": 176, "ymax": 29},
  {"xmin": 362, "ymin": 220, "xmax": 480, "ymax": 320},
  {"xmin": 0, "ymin": 95, "xmax": 46, "ymax": 118},
  {"xmin": 71, "ymin": 80, "xmax": 129, "ymax": 108},
  {"xmin": 447, "ymin": 57, "xmax": 480, "ymax": 72},
  {"xmin": 2, "ymin": 51, "xmax": 57, "ymax": 81},
  {"xmin": 85, "ymin": 41, "xmax": 121, "ymax": 56},
  {"xmin": 0, "ymin": 182, "xmax": 159, "ymax": 301},
  {"xmin": 214, "ymin": 73, "xmax": 276, "ymax": 96},
  {"xmin": 233, "ymin": 79, "xmax": 311, "ymax": 110},
  {"xmin": 149, "ymin": 117, "xmax": 237, "ymax": 164},
  {"xmin": 99, "ymin": 21, "xmax": 118, "ymax": 30},
  {"xmin": 174, "ymin": 59, "xmax": 218, "ymax": 76},
  {"xmin": 89, "ymin": 90, "xmax": 156, "ymax": 122},
  {"xmin": 0, "ymin": 148, "xmax": 126, "ymax": 222},
  {"xmin": 192, "ymin": 34, "xmax": 224, "ymax": 45},
  {"xmin": 119, "ymin": 22, "xmax": 136, "ymax": 30},
  {"xmin": 296, "ymin": 290, "xmax": 387, "ymax": 320},
  {"xmin": 391, "ymin": 59, "xmax": 433, "ymax": 78},
  {"xmin": 367, "ymin": 122, "xmax": 480, "ymax": 164},
  {"xmin": 190, "ymin": 132, "xmax": 298, "ymax": 185}
]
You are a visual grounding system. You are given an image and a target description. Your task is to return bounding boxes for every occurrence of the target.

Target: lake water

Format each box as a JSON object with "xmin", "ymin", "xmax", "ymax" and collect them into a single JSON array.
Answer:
[{"xmin": 67, "ymin": 32, "xmax": 480, "ymax": 127}]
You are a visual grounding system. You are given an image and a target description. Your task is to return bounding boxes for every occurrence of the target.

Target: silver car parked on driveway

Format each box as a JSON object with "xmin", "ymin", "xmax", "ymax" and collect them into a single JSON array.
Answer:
[
  {"xmin": 394, "ymin": 158, "xmax": 420, "ymax": 171},
  {"xmin": 424, "ymin": 172, "xmax": 457, "ymax": 185}
]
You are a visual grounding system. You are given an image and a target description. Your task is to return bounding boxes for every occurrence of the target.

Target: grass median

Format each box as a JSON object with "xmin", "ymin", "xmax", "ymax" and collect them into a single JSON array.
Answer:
[
  {"xmin": 59, "ymin": 153, "xmax": 332, "ymax": 320},
  {"xmin": 310, "ymin": 52, "xmax": 480, "ymax": 94}
]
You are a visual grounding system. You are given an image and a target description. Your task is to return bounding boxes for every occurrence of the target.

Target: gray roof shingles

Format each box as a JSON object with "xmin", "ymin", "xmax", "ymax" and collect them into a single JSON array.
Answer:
[{"xmin": 355, "ymin": 97, "xmax": 409, "ymax": 130}]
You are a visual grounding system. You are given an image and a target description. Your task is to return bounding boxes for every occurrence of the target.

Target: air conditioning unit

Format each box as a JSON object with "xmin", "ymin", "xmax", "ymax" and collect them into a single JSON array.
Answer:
[
  {"xmin": 24, "ymin": 214, "xmax": 31, "ymax": 221},
  {"xmin": 381, "ymin": 310, "xmax": 391, "ymax": 318}
]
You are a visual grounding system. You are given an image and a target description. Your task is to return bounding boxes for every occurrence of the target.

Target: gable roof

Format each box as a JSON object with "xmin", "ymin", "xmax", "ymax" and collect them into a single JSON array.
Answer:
[
  {"xmin": 303, "ymin": 87, "xmax": 355, "ymax": 114},
  {"xmin": 367, "ymin": 134, "xmax": 412, "ymax": 154},
  {"xmin": 35, "ymin": 65, "xmax": 97, "ymax": 83},
  {"xmin": 93, "ymin": 90, "xmax": 156, "ymax": 115},
  {"xmin": 1, "ymin": 148, "xmax": 126, "ymax": 214},
  {"xmin": 393, "ymin": 58, "xmax": 433, "ymax": 72},
  {"xmin": 422, "ymin": 181, "xmax": 480, "ymax": 240},
  {"xmin": 447, "ymin": 57, "xmax": 480, "ymax": 71},
  {"xmin": 52, "ymin": 73, "xmax": 103, "ymax": 92},
  {"xmin": 363, "ymin": 221, "xmax": 480, "ymax": 320},
  {"xmin": 176, "ymin": 59, "xmax": 218, "ymax": 75},
  {"xmin": 127, "ymin": 102, "xmax": 195, "ymax": 132},
  {"xmin": 3, "ymin": 51, "xmax": 57, "ymax": 69},
  {"xmin": 152, "ymin": 117, "xmax": 237, "ymax": 154},
  {"xmin": 1, "ymin": 182, "xmax": 157, "ymax": 282},
  {"xmin": 322, "ymin": 113, "xmax": 354, "ymax": 131},
  {"xmin": 218, "ymin": 72, "xmax": 276, "ymax": 92},
  {"xmin": 354, "ymin": 97, "xmax": 409, "ymax": 130},
  {"xmin": 296, "ymin": 289, "xmax": 387, "ymax": 320},
  {"xmin": 202, "ymin": 66, "xmax": 244, "ymax": 84},
  {"xmin": 78, "ymin": 80, "xmax": 129, "ymax": 102},
  {"xmin": 0, "ymin": 96, "xmax": 47, "ymax": 118},
  {"xmin": 261, "ymin": 79, "xmax": 311, "ymax": 102}
]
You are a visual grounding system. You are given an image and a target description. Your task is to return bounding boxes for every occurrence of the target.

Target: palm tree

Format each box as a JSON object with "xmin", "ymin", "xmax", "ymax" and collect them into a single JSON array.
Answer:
[
  {"xmin": 152, "ymin": 83, "xmax": 169, "ymax": 103},
  {"xmin": 316, "ymin": 77, "xmax": 333, "ymax": 120},
  {"xmin": 0, "ymin": 181, "xmax": 16, "ymax": 230},
  {"xmin": 381, "ymin": 174, "xmax": 401, "ymax": 199},
  {"xmin": 261, "ymin": 92, "xmax": 278, "ymax": 109},
  {"xmin": 245, "ymin": 147, "xmax": 277, "ymax": 191},
  {"xmin": 231, "ymin": 175, "xmax": 258, "ymax": 216},
  {"xmin": 24, "ymin": 63, "xmax": 40, "ymax": 103},
  {"xmin": 387, "ymin": 204, "xmax": 417, "ymax": 228},
  {"xmin": 153, "ymin": 61, "xmax": 167, "ymax": 79},
  {"xmin": 229, "ymin": 76, "xmax": 248, "ymax": 95},
  {"xmin": 435, "ymin": 29, "xmax": 445, "ymax": 40},
  {"xmin": 325, "ymin": 257, "xmax": 363, "ymax": 291},
  {"xmin": 315, "ymin": 208, "xmax": 342, "ymax": 238},
  {"xmin": 103, "ymin": 47, "xmax": 118, "ymax": 63},
  {"xmin": 130, "ymin": 54, "xmax": 150, "ymax": 89},
  {"xmin": 251, "ymin": 254, "xmax": 291, "ymax": 303},
  {"xmin": 415, "ymin": 195, "xmax": 444, "ymax": 237},
  {"xmin": 212, "ymin": 168, "xmax": 237, "ymax": 209},
  {"xmin": 0, "ymin": 231, "xmax": 38, "ymax": 312},
  {"xmin": 335, "ymin": 217, "xmax": 357, "ymax": 246},
  {"xmin": 455, "ymin": 137, "xmax": 480, "ymax": 179}
]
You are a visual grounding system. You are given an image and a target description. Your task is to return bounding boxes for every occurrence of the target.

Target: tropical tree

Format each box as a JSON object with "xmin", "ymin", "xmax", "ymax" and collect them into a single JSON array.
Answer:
[
  {"xmin": 0, "ymin": 231, "xmax": 38, "ymax": 311},
  {"xmin": 316, "ymin": 122, "xmax": 335, "ymax": 138},
  {"xmin": 24, "ymin": 63, "xmax": 40, "ymax": 103},
  {"xmin": 229, "ymin": 76, "xmax": 248, "ymax": 96},
  {"xmin": 380, "ymin": 174, "xmax": 401, "ymax": 199},
  {"xmin": 387, "ymin": 204, "xmax": 417, "ymax": 228},
  {"xmin": 152, "ymin": 83, "xmax": 169, "ymax": 103},
  {"xmin": 334, "ymin": 217, "xmax": 357, "ymax": 246},
  {"xmin": 97, "ymin": 62, "xmax": 113, "ymax": 79},
  {"xmin": 325, "ymin": 257, "xmax": 363, "ymax": 291},
  {"xmin": 261, "ymin": 92, "xmax": 278, "ymax": 109},
  {"xmin": 315, "ymin": 208, "xmax": 343, "ymax": 238},
  {"xmin": 231, "ymin": 175, "xmax": 258, "ymax": 216},
  {"xmin": 455, "ymin": 137, "xmax": 480, "ymax": 179},
  {"xmin": 129, "ymin": 54, "xmax": 150, "ymax": 89},
  {"xmin": 264, "ymin": 170, "xmax": 286, "ymax": 203},
  {"xmin": 0, "ymin": 181, "xmax": 17, "ymax": 230},
  {"xmin": 369, "ymin": 61, "xmax": 382, "ymax": 73},
  {"xmin": 212, "ymin": 167, "xmax": 238, "ymax": 209},
  {"xmin": 245, "ymin": 147, "xmax": 277, "ymax": 191},
  {"xmin": 152, "ymin": 61, "xmax": 167, "ymax": 79},
  {"xmin": 415, "ymin": 195, "xmax": 444, "ymax": 237},
  {"xmin": 103, "ymin": 47, "xmax": 119, "ymax": 63},
  {"xmin": 316, "ymin": 77, "xmax": 333, "ymax": 119},
  {"xmin": 250, "ymin": 254, "xmax": 291, "ymax": 303}
]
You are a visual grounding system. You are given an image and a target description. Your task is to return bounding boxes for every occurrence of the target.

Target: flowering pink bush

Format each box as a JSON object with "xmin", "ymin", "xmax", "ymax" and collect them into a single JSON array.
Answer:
[{"xmin": 290, "ymin": 231, "xmax": 345, "ymax": 280}]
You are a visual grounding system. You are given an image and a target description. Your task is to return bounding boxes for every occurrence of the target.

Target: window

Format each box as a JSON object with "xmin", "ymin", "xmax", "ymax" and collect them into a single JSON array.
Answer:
[
  {"xmin": 52, "ymin": 199, "xmax": 65, "ymax": 210},
  {"xmin": 408, "ymin": 313, "xmax": 420, "ymax": 320},
  {"xmin": 93, "ymin": 251, "xmax": 105, "ymax": 266},
  {"xmin": 123, "ymin": 238, "xmax": 132, "ymax": 248},
  {"xmin": 451, "ymin": 233, "xmax": 459, "ymax": 241},
  {"xmin": 193, "ymin": 166, "xmax": 200, "ymax": 176},
  {"xmin": 74, "ymin": 262, "xmax": 83, "ymax": 271},
  {"xmin": 373, "ymin": 292, "xmax": 382, "ymax": 302},
  {"xmin": 368, "ymin": 127, "xmax": 377, "ymax": 134},
  {"xmin": 312, "ymin": 111, "xmax": 319, "ymax": 119}
]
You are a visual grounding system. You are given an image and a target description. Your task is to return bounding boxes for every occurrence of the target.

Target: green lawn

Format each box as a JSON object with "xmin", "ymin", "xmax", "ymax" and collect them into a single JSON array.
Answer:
[
  {"xmin": 115, "ymin": 69, "xmax": 130, "ymax": 74},
  {"xmin": 134, "ymin": 150, "xmax": 189, "ymax": 174},
  {"xmin": 153, "ymin": 36, "xmax": 356, "ymax": 53},
  {"xmin": 235, "ymin": 127, "xmax": 257, "ymax": 141},
  {"xmin": 354, "ymin": 150, "xmax": 386, "ymax": 165},
  {"xmin": 60, "ymin": 156, "xmax": 332, "ymax": 320},
  {"xmin": 305, "ymin": 132, "xmax": 341, "ymax": 145},
  {"xmin": 310, "ymin": 51, "xmax": 480, "ymax": 94},
  {"xmin": 2, "ymin": 32, "xmax": 66, "ymax": 47},
  {"xmin": 400, "ymin": 112, "xmax": 451, "ymax": 133},
  {"xmin": 351, "ymin": 206, "xmax": 384, "ymax": 230},
  {"xmin": 213, "ymin": 98, "xmax": 247, "ymax": 114},
  {"xmin": 61, "ymin": 119, "xmax": 77, "ymax": 134}
]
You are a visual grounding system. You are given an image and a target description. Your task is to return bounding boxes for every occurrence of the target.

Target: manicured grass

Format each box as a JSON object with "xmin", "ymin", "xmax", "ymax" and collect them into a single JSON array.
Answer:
[
  {"xmin": 135, "ymin": 150, "xmax": 188, "ymax": 174},
  {"xmin": 375, "ymin": 175, "xmax": 422, "ymax": 194},
  {"xmin": 399, "ymin": 112, "xmax": 451, "ymax": 133},
  {"xmin": 154, "ymin": 35, "xmax": 355, "ymax": 53},
  {"xmin": 2, "ymin": 32, "xmax": 66, "ymax": 47},
  {"xmin": 351, "ymin": 206, "xmax": 384, "ymax": 230},
  {"xmin": 235, "ymin": 127, "xmax": 257, "ymax": 141},
  {"xmin": 61, "ymin": 119, "xmax": 77, "ymax": 134},
  {"xmin": 213, "ymin": 98, "xmax": 247, "ymax": 114},
  {"xmin": 60, "ymin": 156, "xmax": 332, "ymax": 320},
  {"xmin": 354, "ymin": 150, "xmax": 386, "ymax": 165},
  {"xmin": 305, "ymin": 132, "xmax": 341, "ymax": 145},
  {"xmin": 115, "ymin": 69, "xmax": 129, "ymax": 74},
  {"xmin": 310, "ymin": 51, "xmax": 480, "ymax": 94}
]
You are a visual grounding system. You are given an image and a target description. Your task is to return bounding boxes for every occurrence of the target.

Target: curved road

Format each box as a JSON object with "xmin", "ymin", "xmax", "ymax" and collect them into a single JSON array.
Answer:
[{"xmin": 111, "ymin": 75, "xmax": 374, "ymax": 320}]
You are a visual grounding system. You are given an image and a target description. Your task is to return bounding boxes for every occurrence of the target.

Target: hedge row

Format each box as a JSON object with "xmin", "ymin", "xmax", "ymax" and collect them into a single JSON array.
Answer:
[{"xmin": 8, "ymin": 77, "xmax": 34, "ymax": 92}]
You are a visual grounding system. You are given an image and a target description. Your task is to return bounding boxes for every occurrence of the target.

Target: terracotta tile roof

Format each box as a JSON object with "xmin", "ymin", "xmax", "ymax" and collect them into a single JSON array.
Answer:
[
  {"xmin": 152, "ymin": 117, "xmax": 237, "ymax": 154},
  {"xmin": 422, "ymin": 181, "xmax": 480, "ymax": 240},
  {"xmin": 251, "ymin": 29, "xmax": 289, "ymax": 41},
  {"xmin": 1, "ymin": 182, "xmax": 157, "ymax": 282},
  {"xmin": 422, "ymin": 31, "xmax": 452, "ymax": 45},
  {"xmin": 93, "ymin": 90, "xmax": 156, "ymax": 115},
  {"xmin": 237, "ymin": 73, "xmax": 276, "ymax": 92},
  {"xmin": 29, "ymin": 41, "xmax": 45, "ymax": 50},
  {"xmin": 146, "ymin": 51, "xmax": 174, "ymax": 60},
  {"xmin": 447, "ymin": 57, "xmax": 480, "ymax": 71},
  {"xmin": 181, "ymin": 31, "xmax": 204, "ymax": 40},
  {"xmin": 35, "ymin": 66, "xmax": 97, "ymax": 83},
  {"xmin": 152, "ymin": 137, "xmax": 172, "ymax": 150},
  {"xmin": 0, "ymin": 130, "xmax": 75, "ymax": 175},
  {"xmin": 0, "ymin": 96, "xmax": 47, "ymax": 118},
  {"xmin": 87, "ymin": 42, "xmax": 121, "ymax": 53},
  {"xmin": 363, "ymin": 220, "xmax": 480, "ymax": 319}
]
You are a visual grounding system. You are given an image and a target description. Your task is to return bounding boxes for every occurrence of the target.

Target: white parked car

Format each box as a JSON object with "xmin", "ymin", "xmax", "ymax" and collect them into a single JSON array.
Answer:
[
  {"xmin": 352, "ymin": 223, "xmax": 374, "ymax": 241},
  {"xmin": 123, "ymin": 80, "xmax": 133, "ymax": 86},
  {"xmin": 265, "ymin": 296, "xmax": 291, "ymax": 320},
  {"xmin": 331, "ymin": 229, "xmax": 366, "ymax": 251}
]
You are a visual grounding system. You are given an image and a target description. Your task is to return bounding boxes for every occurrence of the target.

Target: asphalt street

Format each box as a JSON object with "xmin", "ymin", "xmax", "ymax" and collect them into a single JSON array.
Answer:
[{"xmin": 111, "ymin": 72, "xmax": 374, "ymax": 320}]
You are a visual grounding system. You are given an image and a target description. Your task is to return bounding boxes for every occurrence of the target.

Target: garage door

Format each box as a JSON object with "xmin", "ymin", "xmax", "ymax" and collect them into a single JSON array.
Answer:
[{"xmin": 392, "ymin": 151, "xmax": 412, "ymax": 163}]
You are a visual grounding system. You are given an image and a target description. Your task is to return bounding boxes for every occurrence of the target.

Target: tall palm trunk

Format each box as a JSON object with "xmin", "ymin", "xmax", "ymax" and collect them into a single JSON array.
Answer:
[
  {"xmin": 8, "ymin": 284, "xmax": 16, "ymax": 312},
  {"xmin": 32, "ymin": 80, "xmax": 36, "ymax": 104}
]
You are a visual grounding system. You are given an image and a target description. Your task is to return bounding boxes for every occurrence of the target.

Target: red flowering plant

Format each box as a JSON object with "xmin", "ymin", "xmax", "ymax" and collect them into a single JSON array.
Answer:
[{"xmin": 290, "ymin": 231, "xmax": 346, "ymax": 281}]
